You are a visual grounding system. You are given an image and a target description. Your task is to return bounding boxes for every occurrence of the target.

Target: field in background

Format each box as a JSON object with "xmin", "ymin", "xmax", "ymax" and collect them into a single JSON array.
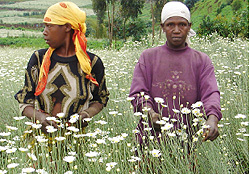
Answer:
[{"xmin": 0, "ymin": 33, "xmax": 248, "ymax": 173}]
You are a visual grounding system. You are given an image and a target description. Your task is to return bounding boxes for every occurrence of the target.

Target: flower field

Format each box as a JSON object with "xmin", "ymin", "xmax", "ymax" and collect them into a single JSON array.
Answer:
[{"xmin": 0, "ymin": 34, "xmax": 249, "ymax": 173}]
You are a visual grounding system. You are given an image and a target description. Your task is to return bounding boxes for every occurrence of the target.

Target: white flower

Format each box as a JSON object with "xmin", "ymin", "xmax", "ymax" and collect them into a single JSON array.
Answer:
[
  {"xmin": 241, "ymin": 122, "xmax": 249, "ymax": 126},
  {"xmin": 70, "ymin": 113, "xmax": 79, "ymax": 120},
  {"xmin": 22, "ymin": 167, "xmax": 35, "ymax": 173},
  {"xmin": 46, "ymin": 126, "xmax": 57, "ymax": 133},
  {"xmin": 154, "ymin": 97, "xmax": 164, "ymax": 104},
  {"xmin": 55, "ymin": 137, "xmax": 66, "ymax": 141},
  {"xmin": 69, "ymin": 118, "xmax": 77, "ymax": 124},
  {"xmin": 191, "ymin": 101, "xmax": 203, "ymax": 108},
  {"xmin": 27, "ymin": 153, "xmax": 37, "ymax": 161},
  {"xmin": 84, "ymin": 132, "xmax": 97, "ymax": 137},
  {"xmin": 36, "ymin": 169, "xmax": 48, "ymax": 174},
  {"xmin": 134, "ymin": 112, "xmax": 142, "ymax": 117},
  {"xmin": 161, "ymin": 123, "xmax": 173, "ymax": 131},
  {"xmin": 144, "ymin": 127, "xmax": 152, "ymax": 131},
  {"xmin": 172, "ymin": 109, "xmax": 180, "ymax": 114},
  {"xmin": 140, "ymin": 92, "xmax": 145, "ymax": 96},
  {"xmin": 83, "ymin": 118, "xmax": 92, "ymax": 122},
  {"xmin": 25, "ymin": 121, "xmax": 33, "ymax": 126},
  {"xmin": 13, "ymin": 116, "xmax": 25, "ymax": 120},
  {"xmin": 109, "ymin": 111, "xmax": 118, "ymax": 115},
  {"xmin": 106, "ymin": 162, "xmax": 117, "ymax": 171},
  {"xmin": 193, "ymin": 136, "xmax": 199, "ymax": 142},
  {"xmin": 126, "ymin": 97, "xmax": 135, "ymax": 101},
  {"xmin": 46, "ymin": 116, "xmax": 57, "ymax": 121},
  {"xmin": 237, "ymin": 138, "xmax": 246, "ymax": 141},
  {"xmin": 0, "ymin": 170, "xmax": 7, "ymax": 174},
  {"xmin": 68, "ymin": 151, "xmax": 77, "ymax": 156},
  {"xmin": 192, "ymin": 108, "xmax": 201, "ymax": 116},
  {"xmin": 121, "ymin": 133, "xmax": 128, "ymax": 138},
  {"xmin": 0, "ymin": 132, "xmax": 11, "ymax": 136},
  {"xmin": 85, "ymin": 151, "xmax": 100, "ymax": 158},
  {"xmin": 181, "ymin": 107, "xmax": 191, "ymax": 114},
  {"xmin": 128, "ymin": 156, "xmax": 141, "ymax": 162},
  {"xmin": 0, "ymin": 146, "xmax": 8, "ymax": 151},
  {"xmin": 96, "ymin": 139, "xmax": 106, "ymax": 144},
  {"xmin": 6, "ymin": 147, "xmax": 17, "ymax": 153},
  {"xmin": 63, "ymin": 156, "xmax": 76, "ymax": 163},
  {"xmin": 7, "ymin": 163, "xmax": 19, "ymax": 168},
  {"xmin": 6, "ymin": 125, "xmax": 18, "ymax": 131},
  {"xmin": 64, "ymin": 171, "xmax": 73, "ymax": 174},
  {"xmin": 35, "ymin": 136, "xmax": 48, "ymax": 143},
  {"xmin": 170, "ymin": 118, "xmax": 178, "ymax": 122},
  {"xmin": 168, "ymin": 132, "xmax": 176, "ymax": 137},
  {"xmin": 202, "ymin": 125, "xmax": 211, "ymax": 129},
  {"xmin": 32, "ymin": 123, "xmax": 42, "ymax": 129},
  {"xmin": 56, "ymin": 112, "xmax": 65, "ymax": 119},
  {"xmin": 235, "ymin": 114, "xmax": 247, "ymax": 119},
  {"xmin": 67, "ymin": 126, "xmax": 79, "ymax": 132},
  {"xmin": 19, "ymin": 147, "xmax": 29, "ymax": 152},
  {"xmin": 142, "ymin": 107, "xmax": 151, "ymax": 112},
  {"xmin": 156, "ymin": 120, "xmax": 166, "ymax": 125},
  {"xmin": 144, "ymin": 95, "xmax": 150, "ymax": 100},
  {"xmin": 150, "ymin": 149, "xmax": 161, "ymax": 157},
  {"xmin": 132, "ymin": 129, "xmax": 139, "ymax": 134},
  {"xmin": 94, "ymin": 120, "xmax": 107, "ymax": 125}
]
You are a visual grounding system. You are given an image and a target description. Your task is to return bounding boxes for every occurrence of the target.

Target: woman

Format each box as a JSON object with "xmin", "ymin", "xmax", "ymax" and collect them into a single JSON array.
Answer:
[{"xmin": 15, "ymin": 2, "xmax": 109, "ymax": 134}]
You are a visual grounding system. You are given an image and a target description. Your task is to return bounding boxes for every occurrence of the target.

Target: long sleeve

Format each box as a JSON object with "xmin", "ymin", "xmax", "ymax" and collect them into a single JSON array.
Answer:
[
  {"xmin": 89, "ymin": 54, "xmax": 109, "ymax": 107},
  {"xmin": 129, "ymin": 53, "xmax": 154, "ymax": 113},
  {"xmin": 14, "ymin": 51, "xmax": 40, "ymax": 106},
  {"xmin": 198, "ymin": 57, "xmax": 222, "ymax": 120}
]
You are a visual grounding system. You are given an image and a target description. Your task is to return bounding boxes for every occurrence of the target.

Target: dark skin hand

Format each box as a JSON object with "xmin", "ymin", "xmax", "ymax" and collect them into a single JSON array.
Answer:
[
  {"xmin": 147, "ymin": 107, "xmax": 220, "ymax": 142},
  {"xmin": 202, "ymin": 114, "xmax": 219, "ymax": 141},
  {"xmin": 148, "ymin": 107, "xmax": 161, "ymax": 132},
  {"xmin": 23, "ymin": 106, "xmax": 58, "ymax": 134},
  {"xmin": 79, "ymin": 102, "xmax": 104, "ymax": 128}
]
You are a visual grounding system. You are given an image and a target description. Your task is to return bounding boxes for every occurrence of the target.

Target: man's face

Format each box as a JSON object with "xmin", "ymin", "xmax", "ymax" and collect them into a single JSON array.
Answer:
[{"xmin": 161, "ymin": 16, "xmax": 191, "ymax": 49}]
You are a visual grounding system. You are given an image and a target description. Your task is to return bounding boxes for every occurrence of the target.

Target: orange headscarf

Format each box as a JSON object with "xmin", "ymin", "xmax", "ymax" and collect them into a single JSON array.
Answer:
[{"xmin": 35, "ymin": 2, "xmax": 98, "ymax": 96}]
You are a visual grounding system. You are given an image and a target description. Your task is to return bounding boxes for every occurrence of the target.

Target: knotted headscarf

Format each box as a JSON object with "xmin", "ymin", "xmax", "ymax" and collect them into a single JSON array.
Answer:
[
  {"xmin": 161, "ymin": 1, "xmax": 196, "ymax": 45},
  {"xmin": 35, "ymin": 1, "xmax": 98, "ymax": 96}
]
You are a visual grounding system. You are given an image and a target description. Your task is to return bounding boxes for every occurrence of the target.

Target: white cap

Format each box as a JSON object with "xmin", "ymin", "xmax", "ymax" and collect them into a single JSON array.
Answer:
[
  {"xmin": 161, "ymin": 1, "xmax": 196, "ymax": 45},
  {"xmin": 161, "ymin": 1, "xmax": 191, "ymax": 24}
]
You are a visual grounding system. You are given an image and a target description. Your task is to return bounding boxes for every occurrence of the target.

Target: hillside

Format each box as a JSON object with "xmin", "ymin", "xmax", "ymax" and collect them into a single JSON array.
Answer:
[{"xmin": 191, "ymin": 0, "xmax": 249, "ymax": 31}]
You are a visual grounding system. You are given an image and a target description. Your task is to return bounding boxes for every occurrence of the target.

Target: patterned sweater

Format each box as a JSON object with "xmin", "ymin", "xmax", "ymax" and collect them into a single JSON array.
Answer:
[{"xmin": 15, "ymin": 48, "xmax": 109, "ymax": 118}]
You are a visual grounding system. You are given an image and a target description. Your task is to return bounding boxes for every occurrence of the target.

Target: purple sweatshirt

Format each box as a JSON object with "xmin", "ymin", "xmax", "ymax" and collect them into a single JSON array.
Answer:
[{"xmin": 129, "ymin": 43, "xmax": 222, "ymax": 142}]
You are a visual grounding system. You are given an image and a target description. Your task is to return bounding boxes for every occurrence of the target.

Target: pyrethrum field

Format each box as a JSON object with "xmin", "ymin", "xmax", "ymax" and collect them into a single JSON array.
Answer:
[{"xmin": 0, "ymin": 34, "xmax": 249, "ymax": 173}]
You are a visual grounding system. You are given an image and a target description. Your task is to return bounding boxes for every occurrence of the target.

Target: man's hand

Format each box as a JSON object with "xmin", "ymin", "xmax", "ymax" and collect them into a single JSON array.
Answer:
[{"xmin": 203, "ymin": 115, "xmax": 219, "ymax": 141}]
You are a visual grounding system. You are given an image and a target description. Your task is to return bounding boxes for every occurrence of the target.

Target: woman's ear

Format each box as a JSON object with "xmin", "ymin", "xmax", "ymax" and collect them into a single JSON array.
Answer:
[{"xmin": 64, "ymin": 23, "xmax": 72, "ymax": 32}]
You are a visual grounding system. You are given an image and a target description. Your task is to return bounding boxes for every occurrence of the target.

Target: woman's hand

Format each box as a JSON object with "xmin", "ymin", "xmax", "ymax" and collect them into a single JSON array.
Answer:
[{"xmin": 203, "ymin": 115, "xmax": 219, "ymax": 141}]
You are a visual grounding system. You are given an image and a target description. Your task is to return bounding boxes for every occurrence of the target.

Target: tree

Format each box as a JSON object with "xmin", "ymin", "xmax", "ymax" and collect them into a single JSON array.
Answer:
[
  {"xmin": 120, "ymin": 0, "xmax": 145, "ymax": 41},
  {"xmin": 92, "ymin": 0, "xmax": 106, "ymax": 38},
  {"xmin": 184, "ymin": 0, "xmax": 200, "ymax": 10}
]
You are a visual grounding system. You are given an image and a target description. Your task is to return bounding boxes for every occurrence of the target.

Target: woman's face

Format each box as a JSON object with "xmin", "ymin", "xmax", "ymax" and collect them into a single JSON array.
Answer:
[
  {"xmin": 43, "ymin": 23, "xmax": 67, "ymax": 49},
  {"xmin": 161, "ymin": 16, "xmax": 191, "ymax": 49}
]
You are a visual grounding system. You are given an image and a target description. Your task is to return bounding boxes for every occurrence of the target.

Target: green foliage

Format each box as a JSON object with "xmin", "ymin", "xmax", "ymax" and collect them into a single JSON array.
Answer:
[
  {"xmin": 0, "ymin": 37, "xmax": 47, "ymax": 48},
  {"xmin": 127, "ymin": 18, "xmax": 148, "ymax": 41},
  {"xmin": 231, "ymin": 0, "xmax": 242, "ymax": 13},
  {"xmin": 197, "ymin": 5, "xmax": 249, "ymax": 39}
]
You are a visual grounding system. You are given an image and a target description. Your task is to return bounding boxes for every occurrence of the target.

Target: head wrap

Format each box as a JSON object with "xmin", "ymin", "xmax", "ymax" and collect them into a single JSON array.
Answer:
[
  {"xmin": 35, "ymin": 1, "xmax": 98, "ymax": 96},
  {"xmin": 161, "ymin": 1, "xmax": 196, "ymax": 45}
]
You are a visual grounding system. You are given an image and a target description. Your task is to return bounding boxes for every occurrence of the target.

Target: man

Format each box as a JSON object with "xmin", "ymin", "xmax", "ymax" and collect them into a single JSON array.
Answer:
[
  {"xmin": 129, "ymin": 1, "xmax": 221, "ymax": 145},
  {"xmin": 15, "ymin": 2, "xmax": 109, "ymax": 134}
]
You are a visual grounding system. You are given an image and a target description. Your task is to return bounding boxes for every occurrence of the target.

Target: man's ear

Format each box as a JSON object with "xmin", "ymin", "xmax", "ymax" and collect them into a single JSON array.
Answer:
[{"xmin": 64, "ymin": 23, "xmax": 72, "ymax": 32}]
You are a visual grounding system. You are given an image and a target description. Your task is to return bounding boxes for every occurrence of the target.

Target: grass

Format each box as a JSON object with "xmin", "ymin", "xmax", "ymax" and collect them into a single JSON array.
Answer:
[{"xmin": 0, "ymin": 33, "xmax": 248, "ymax": 173}]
